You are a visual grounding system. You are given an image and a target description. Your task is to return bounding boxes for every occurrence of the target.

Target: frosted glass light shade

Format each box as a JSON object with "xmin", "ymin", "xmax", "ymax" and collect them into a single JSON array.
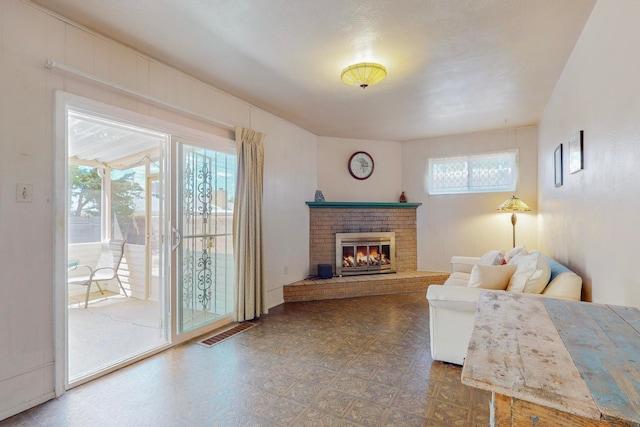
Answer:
[{"xmin": 341, "ymin": 63, "xmax": 387, "ymax": 88}]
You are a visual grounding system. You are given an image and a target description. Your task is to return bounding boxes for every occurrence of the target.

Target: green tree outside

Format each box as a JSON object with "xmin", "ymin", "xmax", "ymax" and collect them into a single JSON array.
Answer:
[{"xmin": 69, "ymin": 165, "xmax": 144, "ymax": 242}]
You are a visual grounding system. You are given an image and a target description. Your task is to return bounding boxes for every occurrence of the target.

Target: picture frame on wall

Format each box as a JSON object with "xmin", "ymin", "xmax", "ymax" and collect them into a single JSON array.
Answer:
[
  {"xmin": 554, "ymin": 144, "xmax": 563, "ymax": 187},
  {"xmin": 569, "ymin": 130, "xmax": 584, "ymax": 174}
]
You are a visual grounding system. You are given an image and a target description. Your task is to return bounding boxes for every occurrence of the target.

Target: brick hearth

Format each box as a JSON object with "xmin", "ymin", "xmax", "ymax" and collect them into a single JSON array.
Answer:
[
  {"xmin": 283, "ymin": 271, "xmax": 449, "ymax": 302},
  {"xmin": 283, "ymin": 202, "xmax": 447, "ymax": 303}
]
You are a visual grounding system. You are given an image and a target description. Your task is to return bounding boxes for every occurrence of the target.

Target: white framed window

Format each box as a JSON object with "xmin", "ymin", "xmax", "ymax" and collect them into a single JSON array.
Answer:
[{"xmin": 426, "ymin": 149, "xmax": 518, "ymax": 195}]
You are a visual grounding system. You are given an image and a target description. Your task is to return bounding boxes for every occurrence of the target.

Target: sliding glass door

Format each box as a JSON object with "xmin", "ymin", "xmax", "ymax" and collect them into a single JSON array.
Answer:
[
  {"xmin": 65, "ymin": 107, "xmax": 169, "ymax": 384},
  {"xmin": 56, "ymin": 92, "xmax": 238, "ymax": 390}
]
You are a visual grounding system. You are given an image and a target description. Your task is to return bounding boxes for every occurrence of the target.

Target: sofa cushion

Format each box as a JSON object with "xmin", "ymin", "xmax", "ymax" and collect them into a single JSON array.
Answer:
[
  {"xmin": 444, "ymin": 272, "xmax": 471, "ymax": 287},
  {"xmin": 507, "ymin": 251, "xmax": 551, "ymax": 294},
  {"xmin": 504, "ymin": 245, "xmax": 528, "ymax": 263},
  {"xmin": 478, "ymin": 250, "xmax": 505, "ymax": 266},
  {"xmin": 542, "ymin": 272, "xmax": 583, "ymax": 300},
  {"xmin": 468, "ymin": 264, "xmax": 517, "ymax": 290}
]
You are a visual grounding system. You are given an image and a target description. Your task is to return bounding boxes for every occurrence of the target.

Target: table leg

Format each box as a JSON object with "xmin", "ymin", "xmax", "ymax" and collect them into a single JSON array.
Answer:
[{"xmin": 492, "ymin": 392, "xmax": 512, "ymax": 426}]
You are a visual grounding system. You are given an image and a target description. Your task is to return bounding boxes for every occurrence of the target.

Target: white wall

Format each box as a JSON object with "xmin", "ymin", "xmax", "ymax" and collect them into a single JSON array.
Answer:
[
  {"xmin": 0, "ymin": 0, "xmax": 316, "ymax": 419},
  {"xmin": 253, "ymin": 109, "xmax": 317, "ymax": 308},
  {"xmin": 538, "ymin": 0, "xmax": 640, "ymax": 306},
  {"xmin": 317, "ymin": 137, "xmax": 402, "ymax": 202},
  {"xmin": 402, "ymin": 126, "xmax": 539, "ymax": 272}
]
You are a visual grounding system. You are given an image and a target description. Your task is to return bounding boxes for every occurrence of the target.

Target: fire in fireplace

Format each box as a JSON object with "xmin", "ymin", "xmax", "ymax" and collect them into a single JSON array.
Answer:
[{"xmin": 335, "ymin": 232, "xmax": 396, "ymax": 276}]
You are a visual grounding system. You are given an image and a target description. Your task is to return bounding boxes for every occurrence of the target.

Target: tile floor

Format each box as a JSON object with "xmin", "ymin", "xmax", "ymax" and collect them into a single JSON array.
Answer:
[
  {"xmin": 68, "ymin": 295, "xmax": 166, "ymax": 381},
  {"xmin": 2, "ymin": 292, "xmax": 490, "ymax": 426}
]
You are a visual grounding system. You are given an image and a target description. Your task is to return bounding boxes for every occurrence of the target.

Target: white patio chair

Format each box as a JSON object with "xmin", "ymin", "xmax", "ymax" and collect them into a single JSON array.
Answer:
[{"xmin": 69, "ymin": 240, "xmax": 128, "ymax": 308}]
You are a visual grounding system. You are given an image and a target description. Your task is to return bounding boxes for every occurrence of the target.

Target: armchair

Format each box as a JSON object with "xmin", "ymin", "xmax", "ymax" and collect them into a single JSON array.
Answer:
[{"xmin": 68, "ymin": 240, "xmax": 127, "ymax": 308}]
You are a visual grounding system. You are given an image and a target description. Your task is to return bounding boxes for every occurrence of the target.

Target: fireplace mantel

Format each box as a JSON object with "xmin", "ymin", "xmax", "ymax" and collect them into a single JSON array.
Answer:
[{"xmin": 306, "ymin": 201, "xmax": 421, "ymax": 209}]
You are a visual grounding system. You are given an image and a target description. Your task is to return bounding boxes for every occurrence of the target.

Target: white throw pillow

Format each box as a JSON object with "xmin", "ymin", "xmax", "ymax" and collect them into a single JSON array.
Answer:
[
  {"xmin": 468, "ymin": 264, "xmax": 517, "ymax": 290},
  {"xmin": 479, "ymin": 250, "xmax": 505, "ymax": 266},
  {"xmin": 505, "ymin": 245, "xmax": 528, "ymax": 263},
  {"xmin": 542, "ymin": 272, "xmax": 583, "ymax": 300},
  {"xmin": 507, "ymin": 252, "xmax": 551, "ymax": 294}
]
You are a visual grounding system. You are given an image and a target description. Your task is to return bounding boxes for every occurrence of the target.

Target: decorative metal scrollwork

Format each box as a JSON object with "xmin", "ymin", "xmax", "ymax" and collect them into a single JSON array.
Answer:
[
  {"xmin": 182, "ymin": 151, "xmax": 214, "ymax": 313},
  {"xmin": 182, "ymin": 247, "xmax": 194, "ymax": 303},
  {"xmin": 184, "ymin": 161, "xmax": 194, "ymax": 223},
  {"xmin": 182, "ymin": 157, "xmax": 195, "ymax": 307},
  {"xmin": 197, "ymin": 161, "xmax": 213, "ymax": 225},
  {"xmin": 196, "ymin": 244, "xmax": 212, "ymax": 310}
]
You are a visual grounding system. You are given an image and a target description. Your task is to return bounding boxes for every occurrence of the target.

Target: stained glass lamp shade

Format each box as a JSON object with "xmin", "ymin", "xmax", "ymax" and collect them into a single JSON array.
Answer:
[{"xmin": 497, "ymin": 195, "xmax": 531, "ymax": 248}]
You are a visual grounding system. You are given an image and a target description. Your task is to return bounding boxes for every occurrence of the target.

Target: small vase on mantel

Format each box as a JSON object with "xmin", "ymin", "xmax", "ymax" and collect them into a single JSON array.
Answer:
[
  {"xmin": 314, "ymin": 190, "xmax": 325, "ymax": 202},
  {"xmin": 399, "ymin": 191, "xmax": 408, "ymax": 203}
]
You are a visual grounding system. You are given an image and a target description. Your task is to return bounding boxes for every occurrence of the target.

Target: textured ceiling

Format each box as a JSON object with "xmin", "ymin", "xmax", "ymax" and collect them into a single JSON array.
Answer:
[{"xmin": 32, "ymin": 0, "xmax": 596, "ymax": 141}]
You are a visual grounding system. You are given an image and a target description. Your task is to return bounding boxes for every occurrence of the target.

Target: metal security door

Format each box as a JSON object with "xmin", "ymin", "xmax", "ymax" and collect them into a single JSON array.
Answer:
[{"xmin": 175, "ymin": 142, "xmax": 235, "ymax": 334}]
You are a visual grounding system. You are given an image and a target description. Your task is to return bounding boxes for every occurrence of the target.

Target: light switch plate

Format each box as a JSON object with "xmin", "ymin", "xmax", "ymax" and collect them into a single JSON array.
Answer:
[{"xmin": 17, "ymin": 183, "xmax": 33, "ymax": 203}]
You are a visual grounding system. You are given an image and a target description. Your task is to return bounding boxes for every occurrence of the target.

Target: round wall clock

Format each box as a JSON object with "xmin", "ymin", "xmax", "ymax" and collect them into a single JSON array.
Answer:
[{"xmin": 348, "ymin": 151, "xmax": 374, "ymax": 180}]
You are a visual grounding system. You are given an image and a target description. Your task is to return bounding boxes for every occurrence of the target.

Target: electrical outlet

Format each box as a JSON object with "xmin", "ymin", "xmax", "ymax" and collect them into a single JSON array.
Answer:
[
  {"xmin": 16, "ymin": 183, "xmax": 33, "ymax": 203},
  {"xmin": 284, "ymin": 266, "xmax": 289, "ymax": 275}
]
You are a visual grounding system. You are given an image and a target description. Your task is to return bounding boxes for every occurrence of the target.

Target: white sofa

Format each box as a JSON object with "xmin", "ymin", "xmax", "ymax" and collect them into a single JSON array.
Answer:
[{"xmin": 426, "ymin": 249, "xmax": 582, "ymax": 365}]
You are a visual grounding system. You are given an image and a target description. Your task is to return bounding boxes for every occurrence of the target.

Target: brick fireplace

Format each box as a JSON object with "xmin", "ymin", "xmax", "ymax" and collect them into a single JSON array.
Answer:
[
  {"xmin": 307, "ymin": 201, "xmax": 419, "ymax": 277},
  {"xmin": 282, "ymin": 201, "xmax": 449, "ymax": 302}
]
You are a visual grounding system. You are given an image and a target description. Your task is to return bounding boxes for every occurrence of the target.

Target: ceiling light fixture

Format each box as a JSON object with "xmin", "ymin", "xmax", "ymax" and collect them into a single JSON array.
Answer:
[{"xmin": 341, "ymin": 62, "xmax": 387, "ymax": 89}]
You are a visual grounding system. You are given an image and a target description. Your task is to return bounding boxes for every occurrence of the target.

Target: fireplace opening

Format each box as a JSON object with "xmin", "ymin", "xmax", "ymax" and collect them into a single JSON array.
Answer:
[{"xmin": 335, "ymin": 232, "xmax": 395, "ymax": 276}]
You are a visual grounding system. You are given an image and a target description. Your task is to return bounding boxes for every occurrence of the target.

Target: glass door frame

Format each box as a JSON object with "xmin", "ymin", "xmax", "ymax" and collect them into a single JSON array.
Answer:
[{"xmin": 146, "ymin": 174, "xmax": 161, "ymax": 302}]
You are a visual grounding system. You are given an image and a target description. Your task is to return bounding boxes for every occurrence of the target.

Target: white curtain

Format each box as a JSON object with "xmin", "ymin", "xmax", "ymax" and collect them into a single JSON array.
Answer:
[{"xmin": 233, "ymin": 126, "xmax": 266, "ymax": 321}]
